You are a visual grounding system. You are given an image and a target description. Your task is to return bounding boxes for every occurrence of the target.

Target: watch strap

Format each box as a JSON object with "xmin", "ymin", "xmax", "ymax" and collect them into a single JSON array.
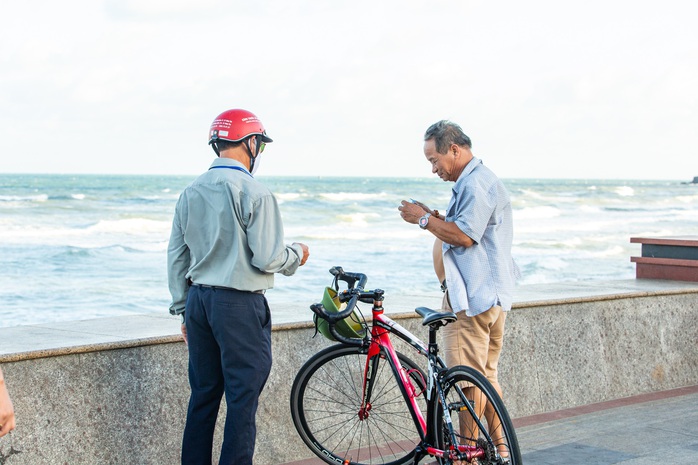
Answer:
[{"xmin": 419, "ymin": 212, "xmax": 432, "ymax": 229}]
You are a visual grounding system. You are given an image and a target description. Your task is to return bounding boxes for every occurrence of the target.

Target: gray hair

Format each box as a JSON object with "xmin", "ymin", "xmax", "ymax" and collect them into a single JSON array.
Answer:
[{"xmin": 424, "ymin": 120, "xmax": 472, "ymax": 154}]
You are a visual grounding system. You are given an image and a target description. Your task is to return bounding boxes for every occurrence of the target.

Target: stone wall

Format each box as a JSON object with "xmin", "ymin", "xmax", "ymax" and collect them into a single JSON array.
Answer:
[{"xmin": 0, "ymin": 285, "xmax": 697, "ymax": 464}]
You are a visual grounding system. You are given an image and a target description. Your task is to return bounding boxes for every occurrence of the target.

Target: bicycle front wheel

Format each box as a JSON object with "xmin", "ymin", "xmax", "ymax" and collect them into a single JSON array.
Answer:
[
  {"xmin": 290, "ymin": 344, "xmax": 427, "ymax": 465},
  {"xmin": 435, "ymin": 366, "xmax": 521, "ymax": 465}
]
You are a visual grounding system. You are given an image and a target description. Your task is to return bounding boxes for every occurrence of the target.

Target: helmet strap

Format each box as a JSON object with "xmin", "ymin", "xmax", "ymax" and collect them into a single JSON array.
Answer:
[
  {"xmin": 245, "ymin": 136, "xmax": 261, "ymax": 173},
  {"xmin": 211, "ymin": 142, "xmax": 221, "ymax": 157}
]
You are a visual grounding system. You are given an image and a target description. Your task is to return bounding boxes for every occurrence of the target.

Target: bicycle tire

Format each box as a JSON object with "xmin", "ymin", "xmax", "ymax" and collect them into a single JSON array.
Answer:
[
  {"xmin": 434, "ymin": 365, "xmax": 521, "ymax": 465},
  {"xmin": 290, "ymin": 344, "xmax": 428, "ymax": 465}
]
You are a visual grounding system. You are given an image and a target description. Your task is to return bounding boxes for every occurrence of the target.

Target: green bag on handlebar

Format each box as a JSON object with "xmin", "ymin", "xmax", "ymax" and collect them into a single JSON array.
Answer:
[{"xmin": 315, "ymin": 287, "xmax": 366, "ymax": 341}]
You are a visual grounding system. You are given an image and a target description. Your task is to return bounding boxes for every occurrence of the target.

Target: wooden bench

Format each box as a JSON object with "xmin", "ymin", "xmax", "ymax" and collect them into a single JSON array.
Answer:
[{"xmin": 631, "ymin": 236, "xmax": 698, "ymax": 282}]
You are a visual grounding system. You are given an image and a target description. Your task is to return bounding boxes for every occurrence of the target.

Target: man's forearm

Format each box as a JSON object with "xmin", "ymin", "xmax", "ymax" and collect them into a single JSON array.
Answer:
[{"xmin": 424, "ymin": 216, "xmax": 475, "ymax": 248}]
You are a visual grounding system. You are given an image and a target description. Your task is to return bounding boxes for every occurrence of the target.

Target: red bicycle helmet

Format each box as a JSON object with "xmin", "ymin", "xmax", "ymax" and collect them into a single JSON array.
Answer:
[{"xmin": 208, "ymin": 109, "xmax": 273, "ymax": 145}]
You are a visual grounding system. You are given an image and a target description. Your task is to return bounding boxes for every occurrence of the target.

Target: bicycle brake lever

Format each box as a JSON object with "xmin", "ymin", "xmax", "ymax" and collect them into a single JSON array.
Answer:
[{"xmin": 329, "ymin": 266, "xmax": 344, "ymax": 276}]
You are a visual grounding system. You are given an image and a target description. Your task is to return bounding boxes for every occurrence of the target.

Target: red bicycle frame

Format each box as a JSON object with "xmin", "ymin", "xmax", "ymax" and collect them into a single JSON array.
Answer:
[{"xmin": 359, "ymin": 298, "xmax": 488, "ymax": 463}]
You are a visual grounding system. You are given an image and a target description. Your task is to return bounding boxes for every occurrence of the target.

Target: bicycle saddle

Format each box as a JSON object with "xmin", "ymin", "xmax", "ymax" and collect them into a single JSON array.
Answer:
[{"xmin": 415, "ymin": 307, "xmax": 457, "ymax": 327}]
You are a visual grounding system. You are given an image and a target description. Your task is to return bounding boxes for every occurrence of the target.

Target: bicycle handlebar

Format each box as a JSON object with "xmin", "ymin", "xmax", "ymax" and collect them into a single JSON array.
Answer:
[
  {"xmin": 329, "ymin": 266, "xmax": 367, "ymax": 290},
  {"xmin": 311, "ymin": 266, "xmax": 367, "ymax": 323},
  {"xmin": 309, "ymin": 303, "xmax": 364, "ymax": 346},
  {"xmin": 309, "ymin": 266, "xmax": 374, "ymax": 346}
]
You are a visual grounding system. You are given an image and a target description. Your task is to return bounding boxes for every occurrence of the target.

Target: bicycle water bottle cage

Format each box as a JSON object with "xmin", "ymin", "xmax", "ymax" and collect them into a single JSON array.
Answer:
[{"xmin": 315, "ymin": 287, "xmax": 367, "ymax": 341}]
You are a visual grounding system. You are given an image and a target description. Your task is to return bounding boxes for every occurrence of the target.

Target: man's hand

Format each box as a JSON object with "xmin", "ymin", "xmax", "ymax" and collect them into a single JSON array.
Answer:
[
  {"xmin": 181, "ymin": 323, "xmax": 188, "ymax": 345},
  {"xmin": 409, "ymin": 199, "xmax": 431, "ymax": 213},
  {"xmin": 294, "ymin": 242, "xmax": 310, "ymax": 266},
  {"xmin": 398, "ymin": 200, "xmax": 428, "ymax": 224},
  {"xmin": 0, "ymin": 374, "xmax": 16, "ymax": 438},
  {"xmin": 399, "ymin": 200, "xmax": 474, "ymax": 247}
]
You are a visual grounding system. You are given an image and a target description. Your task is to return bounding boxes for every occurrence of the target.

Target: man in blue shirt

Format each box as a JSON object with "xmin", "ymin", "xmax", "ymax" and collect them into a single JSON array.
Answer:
[
  {"xmin": 399, "ymin": 120, "xmax": 518, "ymax": 460},
  {"xmin": 168, "ymin": 109, "xmax": 309, "ymax": 465}
]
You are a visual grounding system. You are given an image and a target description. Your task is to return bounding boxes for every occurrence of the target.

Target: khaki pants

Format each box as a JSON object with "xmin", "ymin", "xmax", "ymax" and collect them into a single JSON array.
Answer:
[
  {"xmin": 441, "ymin": 293, "xmax": 506, "ymax": 393},
  {"xmin": 442, "ymin": 295, "xmax": 508, "ymax": 453}
]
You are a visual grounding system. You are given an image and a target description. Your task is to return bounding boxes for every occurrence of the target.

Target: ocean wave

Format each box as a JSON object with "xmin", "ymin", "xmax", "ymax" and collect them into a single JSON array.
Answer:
[
  {"xmin": 514, "ymin": 238, "xmax": 586, "ymax": 251},
  {"xmin": 535, "ymin": 257, "xmax": 569, "ymax": 271},
  {"xmin": 319, "ymin": 192, "xmax": 389, "ymax": 202},
  {"xmin": 589, "ymin": 245, "xmax": 626, "ymax": 257},
  {"xmin": 579, "ymin": 205, "xmax": 602, "ymax": 213},
  {"xmin": 0, "ymin": 225, "xmax": 81, "ymax": 241},
  {"xmin": 0, "ymin": 218, "xmax": 171, "ymax": 247},
  {"xmin": 514, "ymin": 206, "xmax": 561, "ymax": 220},
  {"xmin": 47, "ymin": 194, "xmax": 88, "ymax": 201},
  {"xmin": 335, "ymin": 212, "xmax": 381, "ymax": 226},
  {"xmin": 35, "ymin": 245, "xmax": 167, "ymax": 270},
  {"xmin": 614, "ymin": 186, "xmax": 635, "ymax": 197},
  {"xmin": 0, "ymin": 194, "xmax": 49, "ymax": 202},
  {"xmin": 603, "ymin": 206, "xmax": 647, "ymax": 212},
  {"xmin": 276, "ymin": 192, "xmax": 305, "ymax": 202},
  {"xmin": 676, "ymin": 194, "xmax": 698, "ymax": 203},
  {"xmin": 285, "ymin": 224, "xmax": 422, "ymax": 241},
  {"xmin": 513, "ymin": 188, "xmax": 581, "ymax": 204},
  {"xmin": 515, "ymin": 188, "xmax": 546, "ymax": 200},
  {"xmin": 675, "ymin": 209, "xmax": 698, "ymax": 221},
  {"xmin": 137, "ymin": 194, "xmax": 174, "ymax": 201},
  {"xmin": 3, "ymin": 174, "xmax": 698, "ymax": 328},
  {"xmin": 87, "ymin": 218, "xmax": 171, "ymax": 234}
]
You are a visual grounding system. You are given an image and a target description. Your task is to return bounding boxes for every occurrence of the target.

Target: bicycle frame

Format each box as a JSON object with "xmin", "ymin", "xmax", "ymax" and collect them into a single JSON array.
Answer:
[
  {"xmin": 364, "ymin": 304, "xmax": 430, "ymax": 433},
  {"xmin": 362, "ymin": 298, "xmax": 490, "ymax": 463},
  {"xmin": 305, "ymin": 266, "xmax": 506, "ymax": 464}
]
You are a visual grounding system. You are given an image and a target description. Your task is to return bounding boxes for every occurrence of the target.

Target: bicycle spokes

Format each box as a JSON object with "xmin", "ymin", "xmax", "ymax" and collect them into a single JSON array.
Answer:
[
  {"xmin": 291, "ymin": 345, "xmax": 428, "ymax": 465},
  {"xmin": 293, "ymin": 267, "xmax": 521, "ymax": 465},
  {"xmin": 433, "ymin": 367, "xmax": 520, "ymax": 464}
]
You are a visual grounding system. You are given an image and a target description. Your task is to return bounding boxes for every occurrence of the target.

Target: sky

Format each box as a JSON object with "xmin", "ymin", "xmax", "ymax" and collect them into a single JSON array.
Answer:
[{"xmin": 1, "ymin": 0, "xmax": 697, "ymax": 180}]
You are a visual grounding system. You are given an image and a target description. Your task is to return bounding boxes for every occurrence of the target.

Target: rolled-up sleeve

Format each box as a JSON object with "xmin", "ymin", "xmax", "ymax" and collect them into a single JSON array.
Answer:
[{"xmin": 452, "ymin": 183, "xmax": 494, "ymax": 245}]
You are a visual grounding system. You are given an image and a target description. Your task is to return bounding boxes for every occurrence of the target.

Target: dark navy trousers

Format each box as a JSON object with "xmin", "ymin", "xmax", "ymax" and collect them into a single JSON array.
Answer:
[{"xmin": 181, "ymin": 285, "xmax": 272, "ymax": 465}]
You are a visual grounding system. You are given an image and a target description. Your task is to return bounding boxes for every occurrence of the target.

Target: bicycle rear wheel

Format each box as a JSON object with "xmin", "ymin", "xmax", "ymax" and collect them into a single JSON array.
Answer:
[
  {"xmin": 435, "ymin": 366, "xmax": 521, "ymax": 465},
  {"xmin": 290, "ymin": 344, "xmax": 427, "ymax": 465}
]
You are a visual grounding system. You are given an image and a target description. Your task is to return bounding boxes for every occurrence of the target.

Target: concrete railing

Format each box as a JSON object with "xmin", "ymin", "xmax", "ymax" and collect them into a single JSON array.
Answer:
[{"xmin": 1, "ymin": 279, "xmax": 697, "ymax": 464}]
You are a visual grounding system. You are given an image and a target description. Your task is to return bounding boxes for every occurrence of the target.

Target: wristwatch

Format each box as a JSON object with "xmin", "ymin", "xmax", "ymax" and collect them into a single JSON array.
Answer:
[{"xmin": 418, "ymin": 212, "xmax": 431, "ymax": 229}]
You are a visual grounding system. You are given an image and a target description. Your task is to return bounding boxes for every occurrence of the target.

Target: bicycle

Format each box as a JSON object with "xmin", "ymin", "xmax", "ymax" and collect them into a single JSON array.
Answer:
[{"xmin": 290, "ymin": 266, "xmax": 521, "ymax": 465}]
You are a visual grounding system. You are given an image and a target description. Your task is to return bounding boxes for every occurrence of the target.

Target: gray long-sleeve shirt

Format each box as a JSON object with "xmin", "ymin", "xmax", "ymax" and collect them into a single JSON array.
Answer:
[{"xmin": 167, "ymin": 157, "xmax": 303, "ymax": 315}]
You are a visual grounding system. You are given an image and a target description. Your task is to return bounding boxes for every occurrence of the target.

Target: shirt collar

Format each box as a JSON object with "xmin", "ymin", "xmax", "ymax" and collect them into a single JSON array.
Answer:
[
  {"xmin": 209, "ymin": 157, "xmax": 250, "ymax": 174},
  {"xmin": 453, "ymin": 156, "xmax": 482, "ymax": 191}
]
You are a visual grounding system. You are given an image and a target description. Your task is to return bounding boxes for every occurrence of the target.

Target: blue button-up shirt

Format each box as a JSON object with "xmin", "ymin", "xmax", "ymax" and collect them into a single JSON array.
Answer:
[{"xmin": 442, "ymin": 157, "xmax": 519, "ymax": 316}]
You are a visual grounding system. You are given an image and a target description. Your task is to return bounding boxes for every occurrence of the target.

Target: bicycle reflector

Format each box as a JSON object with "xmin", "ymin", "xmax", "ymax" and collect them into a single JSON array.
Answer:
[{"xmin": 315, "ymin": 287, "xmax": 366, "ymax": 341}]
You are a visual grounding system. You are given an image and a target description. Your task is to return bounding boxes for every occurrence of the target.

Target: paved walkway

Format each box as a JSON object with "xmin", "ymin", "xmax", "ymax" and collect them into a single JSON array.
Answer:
[
  {"xmin": 283, "ymin": 385, "xmax": 698, "ymax": 464},
  {"xmin": 515, "ymin": 385, "xmax": 698, "ymax": 464}
]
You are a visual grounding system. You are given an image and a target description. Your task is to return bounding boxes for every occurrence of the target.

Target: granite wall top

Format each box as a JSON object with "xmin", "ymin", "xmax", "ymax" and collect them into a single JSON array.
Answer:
[{"xmin": 2, "ymin": 279, "xmax": 697, "ymax": 362}]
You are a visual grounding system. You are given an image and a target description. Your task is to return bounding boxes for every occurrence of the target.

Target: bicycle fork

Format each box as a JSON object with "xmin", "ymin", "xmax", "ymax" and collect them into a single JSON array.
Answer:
[{"xmin": 358, "ymin": 347, "xmax": 380, "ymax": 420}]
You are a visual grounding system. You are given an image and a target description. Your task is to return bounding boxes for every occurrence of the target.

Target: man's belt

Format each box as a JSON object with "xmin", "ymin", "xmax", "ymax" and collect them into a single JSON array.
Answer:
[{"xmin": 189, "ymin": 280, "xmax": 265, "ymax": 294}]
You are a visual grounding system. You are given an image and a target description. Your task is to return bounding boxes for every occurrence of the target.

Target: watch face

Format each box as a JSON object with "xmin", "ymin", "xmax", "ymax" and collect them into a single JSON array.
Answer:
[{"xmin": 419, "ymin": 216, "xmax": 428, "ymax": 228}]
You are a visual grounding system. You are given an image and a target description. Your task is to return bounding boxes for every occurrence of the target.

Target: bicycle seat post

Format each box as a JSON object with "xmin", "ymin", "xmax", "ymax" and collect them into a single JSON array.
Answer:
[{"xmin": 428, "ymin": 325, "xmax": 439, "ymax": 357}]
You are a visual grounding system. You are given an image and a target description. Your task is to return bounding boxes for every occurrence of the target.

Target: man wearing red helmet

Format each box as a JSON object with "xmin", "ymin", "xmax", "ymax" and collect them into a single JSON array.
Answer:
[{"xmin": 167, "ymin": 109, "xmax": 310, "ymax": 465}]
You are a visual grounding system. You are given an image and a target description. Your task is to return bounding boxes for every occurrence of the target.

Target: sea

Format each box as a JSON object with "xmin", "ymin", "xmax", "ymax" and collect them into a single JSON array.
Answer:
[{"xmin": 1, "ymin": 174, "xmax": 697, "ymax": 329}]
